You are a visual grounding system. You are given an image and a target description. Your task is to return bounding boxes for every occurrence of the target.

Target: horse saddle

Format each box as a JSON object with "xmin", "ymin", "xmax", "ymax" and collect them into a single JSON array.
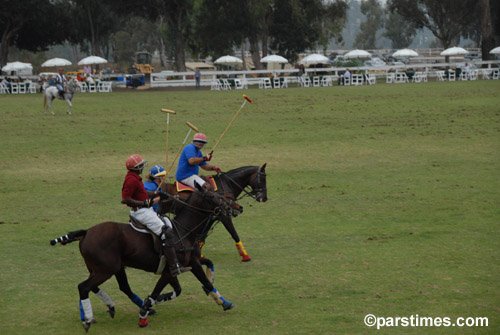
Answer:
[{"xmin": 175, "ymin": 176, "xmax": 217, "ymax": 193}]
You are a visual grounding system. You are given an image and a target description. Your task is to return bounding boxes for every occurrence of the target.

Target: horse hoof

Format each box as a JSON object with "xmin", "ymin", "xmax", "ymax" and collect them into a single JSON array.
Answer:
[
  {"xmin": 149, "ymin": 308, "xmax": 157, "ymax": 316},
  {"xmin": 67, "ymin": 111, "xmax": 71, "ymax": 115},
  {"xmin": 222, "ymin": 301, "xmax": 234, "ymax": 311},
  {"xmin": 242, "ymin": 255, "xmax": 251, "ymax": 262},
  {"xmin": 138, "ymin": 317, "xmax": 149, "ymax": 328},
  {"xmin": 82, "ymin": 319, "xmax": 96, "ymax": 332},
  {"xmin": 107, "ymin": 306, "xmax": 115, "ymax": 318}
]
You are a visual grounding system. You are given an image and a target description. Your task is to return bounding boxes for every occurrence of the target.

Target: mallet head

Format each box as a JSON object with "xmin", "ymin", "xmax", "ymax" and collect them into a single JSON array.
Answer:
[
  {"xmin": 243, "ymin": 94, "xmax": 253, "ymax": 103},
  {"xmin": 161, "ymin": 109, "xmax": 176, "ymax": 114},
  {"xmin": 186, "ymin": 121, "xmax": 200, "ymax": 132}
]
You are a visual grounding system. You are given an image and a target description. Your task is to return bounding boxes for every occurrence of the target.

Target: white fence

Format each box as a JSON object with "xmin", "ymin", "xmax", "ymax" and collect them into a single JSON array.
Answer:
[{"xmin": 150, "ymin": 60, "xmax": 498, "ymax": 88}]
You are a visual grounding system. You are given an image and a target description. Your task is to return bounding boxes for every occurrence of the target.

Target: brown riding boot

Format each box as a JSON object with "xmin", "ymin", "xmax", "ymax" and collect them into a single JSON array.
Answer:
[{"xmin": 162, "ymin": 227, "xmax": 191, "ymax": 276}]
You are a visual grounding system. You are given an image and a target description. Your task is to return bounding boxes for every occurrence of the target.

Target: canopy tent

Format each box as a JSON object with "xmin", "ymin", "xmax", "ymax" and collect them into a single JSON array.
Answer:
[
  {"xmin": 78, "ymin": 56, "xmax": 108, "ymax": 65},
  {"xmin": 260, "ymin": 55, "xmax": 288, "ymax": 64},
  {"xmin": 300, "ymin": 54, "xmax": 329, "ymax": 65},
  {"xmin": 440, "ymin": 47, "xmax": 468, "ymax": 57},
  {"xmin": 214, "ymin": 55, "xmax": 243, "ymax": 65},
  {"xmin": 344, "ymin": 49, "xmax": 372, "ymax": 59},
  {"xmin": 392, "ymin": 49, "xmax": 419, "ymax": 58}
]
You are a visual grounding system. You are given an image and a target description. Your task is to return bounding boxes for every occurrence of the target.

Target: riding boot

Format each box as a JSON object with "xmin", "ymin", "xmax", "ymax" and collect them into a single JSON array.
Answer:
[{"xmin": 162, "ymin": 227, "xmax": 191, "ymax": 276}]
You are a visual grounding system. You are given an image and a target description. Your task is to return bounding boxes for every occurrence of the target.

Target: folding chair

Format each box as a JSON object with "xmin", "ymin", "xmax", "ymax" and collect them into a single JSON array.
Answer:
[
  {"xmin": 469, "ymin": 70, "xmax": 478, "ymax": 81},
  {"xmin": 366, "ymin": 74, "xmax": 376, "ymax": 85},
  {"xmin": 211, "ymin": 80, "xmax": 221, "ymax": 90},
  {"xmin": 386, "ymin": 73, "xmax": 394, "ymax": 84},
  {"xmin": 312, "ymin": 77, "xmax": 320, "ymax": 87},
  {"xmin": 321, "ymin": 76, "xmax": 332, "ymax": 86},
  {"xmin": 0, "ymin": 83, "xmax": 9, "ymax": 94},
  {"xmin": 222, "ymin": 79, "xmax": 232, "ymax": 90},
  {"xmin": 273, "ymin": 77, "xmax": 281, "ymax": 88},
  {"xmin": 88, "ymin": 82, "xmax": 97, "ymax": 92},
  {"xmin": 234, "ymin": 79, "xmax": 244, "ymax": 89},
  {"xmin": 10, "ymin": 83, "xmax": 19, "ymax": 94}
]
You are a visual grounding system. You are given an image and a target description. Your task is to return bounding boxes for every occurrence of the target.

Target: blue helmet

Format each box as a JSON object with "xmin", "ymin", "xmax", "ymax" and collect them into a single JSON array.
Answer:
[{"xmin": 149, "ymin": 165, "xmax": 166, "ymax": 178}]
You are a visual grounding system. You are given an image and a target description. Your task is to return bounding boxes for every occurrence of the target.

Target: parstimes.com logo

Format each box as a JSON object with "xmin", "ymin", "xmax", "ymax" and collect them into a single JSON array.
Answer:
[{"xmin": 364, "ymin": 314, "xmax": 489, "ymax": 329}]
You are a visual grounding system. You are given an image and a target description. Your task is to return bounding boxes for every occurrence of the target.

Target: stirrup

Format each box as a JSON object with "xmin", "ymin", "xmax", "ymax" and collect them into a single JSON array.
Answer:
[{"xmin": 171, "ymin": 263, "xmax": 192, "ymax": 276}]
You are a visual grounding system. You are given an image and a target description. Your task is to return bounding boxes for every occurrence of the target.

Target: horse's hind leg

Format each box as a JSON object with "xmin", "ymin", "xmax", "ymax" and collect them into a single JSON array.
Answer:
[
  {"xmin": 48, "ymin": 98, "xmax": 55, "ymax": 115},
  {"xmin": 138, "ymin": 274, "xmax": 173, "ymax": 327},
  {"xmin": 91, "ymin": 287, "xmax": 115, "ymax": 318},
  {"xmin": 78, "ymin": 272, "xmax": 112, "ymax": 332},
  {"xmin": 115, "ymin": 267, "xmax": 148, "ymax": 310},
  {"xmin": 66, "ymin": 99, "xmax": 72, "ymax": 115}
]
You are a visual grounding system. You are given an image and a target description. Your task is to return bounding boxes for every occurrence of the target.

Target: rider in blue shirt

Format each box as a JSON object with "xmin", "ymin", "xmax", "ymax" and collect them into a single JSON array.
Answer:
[
  {"xmin": 144, "ymin": 165, "xmax": 167, "ymax": 212},
  {"xmin": 175, "ymin": 133, "xmax": 220, "ymax": 191}
]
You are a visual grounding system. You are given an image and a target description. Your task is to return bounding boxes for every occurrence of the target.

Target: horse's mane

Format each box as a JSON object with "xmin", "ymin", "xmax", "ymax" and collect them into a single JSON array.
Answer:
[{"xmin": 223, "ymin": 166, "xmax": 257, "ymax": 177}]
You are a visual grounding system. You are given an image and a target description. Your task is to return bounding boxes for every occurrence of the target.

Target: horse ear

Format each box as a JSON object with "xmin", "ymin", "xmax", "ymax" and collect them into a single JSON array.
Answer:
[{"xmin": 261, "ymin": 163, "xmax": 267, "ymax": 171}]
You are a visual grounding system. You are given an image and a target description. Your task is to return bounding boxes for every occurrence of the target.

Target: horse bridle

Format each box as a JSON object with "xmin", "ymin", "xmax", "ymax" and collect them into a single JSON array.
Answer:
[{"xmin": 219, "ymin": 167, "xmax": 266, "ymax": 202}]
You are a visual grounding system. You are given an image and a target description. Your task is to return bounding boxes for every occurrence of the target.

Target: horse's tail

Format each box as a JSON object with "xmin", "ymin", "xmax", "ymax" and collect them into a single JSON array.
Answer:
[{"xmin": 50, "ymin": 229, "xmax": 87, "ymax": 246}]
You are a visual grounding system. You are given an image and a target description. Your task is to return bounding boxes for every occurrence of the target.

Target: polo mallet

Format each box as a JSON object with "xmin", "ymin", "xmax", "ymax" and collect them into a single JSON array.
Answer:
[
  {"xmin": 155, "ymin": 121, "xmax": 200, "ymax": 193},
  {"xmin": 161, "ymin": 108, "xmax": 176, "ymax": 168},
  {"xmin": 210, "ymin": 94, "xmax": 253, "ymax": 156}
]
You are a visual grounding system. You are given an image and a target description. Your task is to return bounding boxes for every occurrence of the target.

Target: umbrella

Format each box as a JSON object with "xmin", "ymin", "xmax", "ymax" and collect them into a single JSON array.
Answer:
[
  {"xmin": 260, "ymin": 55, "xmax": 288, "ymax": 63},
  {"xmin": 392, "ymin": 49, "xmax": 419, "ymax": 58},
  {"xmin": 440, "ymin": 47, "xmax": 468, "ymax": 57},
  {"xmin": 214, "ymin": 55, "xmax": 243, "ymax": 65},
  {"xmin": 344, "ymin": 49, "xmax": 372, "ymax": 59},
  {"xmin": 78, "ymin": 55, "xmax": 108, "ymax": 65},
  {"xmin": 41, "ymin": 58, "xmax": 72, "ymax": 67},
  {"xmin": 2, "ymin": 61, "xmax": 33, "ymax": 72},
  {"xmin": 489, "ymin": 46, "xmax": 500, "ymax": 54},
  {"xmin": 300, "ymin": 54, "xmax": 329, "ymax": 65}
]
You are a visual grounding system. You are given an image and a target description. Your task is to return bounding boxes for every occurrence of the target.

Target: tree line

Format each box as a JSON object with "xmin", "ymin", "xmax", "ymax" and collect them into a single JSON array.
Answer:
[{"xmin": 1, "ymin": 0, "xmax": 499, "ymax": 71}]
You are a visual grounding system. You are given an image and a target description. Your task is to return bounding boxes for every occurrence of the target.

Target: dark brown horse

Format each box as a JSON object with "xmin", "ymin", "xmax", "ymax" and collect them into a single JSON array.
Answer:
[
  {"xmin": 159, "ymin": 164, "xmax": 267, "ymax": 262},
  {"xmin": 50, "ymin": 188, "xmax": 241, "ymax": 332}
]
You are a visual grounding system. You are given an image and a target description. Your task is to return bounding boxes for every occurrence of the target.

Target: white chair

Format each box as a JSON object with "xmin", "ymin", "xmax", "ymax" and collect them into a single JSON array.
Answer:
[
  {"xmin": 281, "ymin": 77, "xmax": 289, "ymax": 88},
  {"xmin": 493, "ymin": 70, "xmax": 500, "ymax": 80},
  {"xmin": 448, "ymin": 71, "xmax": 456, "ymax": 81},
  {"xmin": 88, "ymin": 82, "xmax": 97, "ymax": 92},
  {"xmin": 469, "ymin": 70, "xmax": 478, "ymax": 81},
  {"xmin": 312, "ymin": 77, "xmax": 321, "ymax": 87},
  {"xmin": 78, "ymin": 82, "xmax": 88, "ymax": 92},
  {"xmin": 436, "ymin": 71, "xmax": 446, "ymax": 82},
  {"xmin": 481, "ymin": 70, "xmax": 490, "ymax": 80},
  {"xmin": 386, "ymin": 73, "xmax": 395, "ymax": 84},
  {"xmin": 273, "ymin": 77, "xmax": 281, "ymax": 88},
  {"xmin": 412, "ymin": 72, "xmax": 421, "ymax": 83},
  {"xmin": 459, "ymin": 71, "xmax": 469, "ymax": 81},
  {"xmin": 421, "ymin": 72, "xmax": 428, "ymax": 82},
  {"xmin": 351, "ymin": 74, "xmax": 363, "ymax": 85},
  {"xmin": 222, "ymin": 79, "xmax": 232, "ymax": 90},
  {"xmin": 99, "ymin": 82, "xmax": 112, "ymax": 92},
  {"xmin": 234, "ymin": 79, "xmax": 244, "ymax": 89},
  {"xmin": 321, "ymin": 76, "xmax": 332, "ymax": 87},
  {"xmin": 395, "ymin": 73, "xmax": 409, "ymax": 83},
  {"xmin": 18, "ymin": 83, "xmax": 27, "ymax": 94},
  {"xmin": 10, "ymin": 83, "xmax": 19, "ymax": 94},
  {"xmin": 27, "ymin": 81, "xmax": 37, "ymax": 93},
  {"xmin": 366, "ymin": 74, "xmax": 376, "ymax": 85},
  {"xmin": 0, "ymin": 83, "xmax": 9, "ymax": 94},
  {"xmin": 259, "ymin": 78, "xmax": 272, "ymax": 89},
  {"xmin": 211, "ymin": 80, "xmax": 221, "ymax": 90},
  {"xmin": 300, "ymin": 77, "xmax": 311, "ymax": 87}
]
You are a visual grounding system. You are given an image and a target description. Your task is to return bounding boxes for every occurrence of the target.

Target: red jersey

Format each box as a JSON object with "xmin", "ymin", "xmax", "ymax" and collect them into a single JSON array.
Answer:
[{"xmin": 122, "ymin": 171, "xmax": 148, "ymax": 203}]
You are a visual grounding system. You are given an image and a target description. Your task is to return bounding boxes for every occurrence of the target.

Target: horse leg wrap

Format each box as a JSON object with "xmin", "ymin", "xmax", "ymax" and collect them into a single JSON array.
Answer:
[
  {"xmin": 198, "ymin": 240, "xmax": 205, "ymax": 258},
  {"xmin": 79, "ymin": 299, "xmax": 94, "ymax": 322},
  {"xmin": 206, "ymin": 265, "xmax": 215, "ymax": 284},
  {"xmin": 96, "ymin": 289, "xmax": 115, "ymax": 308},
  {"xmin": 129, "ymin": 293, "xmax": 143, "ymax": 308},
  {"xmin": 236, "ymin": 241, "xmax": 251, "ymax": 261},
  {"xmin": 139, "ymin": 296, "xmax": 155, "ymax": 318},
  {"xmin": 156, "ymin": 291, "xmax": 177, "ymax": 304},
  {"xmin": 209, "ymin": 289, "xmax": 224, "ymax": 305}
]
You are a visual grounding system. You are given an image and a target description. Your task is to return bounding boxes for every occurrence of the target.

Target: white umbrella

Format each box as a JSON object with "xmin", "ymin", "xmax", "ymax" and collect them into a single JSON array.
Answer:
[
  {"xmin": 41, "ymin": 58, "xmax": 72, "ymax": 67},
  {"xmin": 300, "ymin": 53, "xmax": 329, "ymax": 65},
  {"xmin": 489, "ymin": 46, "xmax": 500, "ymax": 54},
  {"xmin": 2, "ymin": 61, "xmax": 33, "ymax": 72},
  {"xmin": 392, "ymin": 48, "xmax": 419, "ymax": 58},
  {"xmin": 260, "ymin": 55, "xmax": 288, "ymax": 64},
  {"xmin": 344, "ymin": 49, "xmax": 372, "ymax": 59},
  {"xmin": 440, "ymin": 47, "xmax": 468, "ymax": 57},
  {"xmin": 214, "ymin": 55, "xmax": 243, "ymax": 65},
  {"xmin": 78, "ymin": 55, "xmax": 108, "ymax": 65}
]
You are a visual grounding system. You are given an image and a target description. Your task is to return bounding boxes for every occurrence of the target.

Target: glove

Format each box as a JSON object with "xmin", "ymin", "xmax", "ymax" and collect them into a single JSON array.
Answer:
[
  {"xmin": 143, "ymin": 198, "xmax": 154, "ymax": 208},
  {"xmin": 204, "ymin": 153, "xmax": 212, "ymax": 162},
  {"xmin": 213, "ymin": 166, "xmax": 222, "ymax": 173},
  {"xmin": 158, "ymin": 192, "xmax": 169, "ymax": 200}
]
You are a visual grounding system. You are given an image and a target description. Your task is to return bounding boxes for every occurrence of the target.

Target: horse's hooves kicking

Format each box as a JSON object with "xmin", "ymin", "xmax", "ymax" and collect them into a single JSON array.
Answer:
[{"xmin": 107, "ymin": 306, "xmax": 115, "ymax": 318}]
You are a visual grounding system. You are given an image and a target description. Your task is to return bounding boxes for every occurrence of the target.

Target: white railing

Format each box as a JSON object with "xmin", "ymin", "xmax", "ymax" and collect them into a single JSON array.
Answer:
[{"xmin": 150, "ymin": 60, "xmax": 498, "ymax": 88}]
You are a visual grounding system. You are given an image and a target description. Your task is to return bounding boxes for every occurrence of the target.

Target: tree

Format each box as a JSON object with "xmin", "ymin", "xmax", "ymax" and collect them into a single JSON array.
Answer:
[
  {"xmin": 0, "ymin": 0, "xmax": 70, "ymax": 66},
  {"xmin": 383, "ymin": 11, "xmax": 417, "ymax": 48},
  {"xmin": 479, "ymin": 0, "xmax": 496, "ymax": 62},
  {"xmin": 387, "ymin": 0, "xmax": 477, "ymax": 50},
  {"xmin": 354, "ymin": 0, "xmax": 385, "ymax": 49}
]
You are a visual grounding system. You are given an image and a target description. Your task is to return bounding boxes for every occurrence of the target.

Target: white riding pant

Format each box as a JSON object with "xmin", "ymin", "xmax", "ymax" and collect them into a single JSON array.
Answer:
[
  {"xmin": 130, "ymin": 207, "xmax": 172, "ymax": 236},
  {"xmin": 180, "ymin": 175, "xmax": 206, "ymax": 189}
]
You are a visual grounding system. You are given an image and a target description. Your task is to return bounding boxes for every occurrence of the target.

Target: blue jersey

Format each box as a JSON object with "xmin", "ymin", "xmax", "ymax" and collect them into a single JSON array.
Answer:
[
  {"xmin": 175, "ymin": 143, "xmax": 206, "ymax": 181},
  {"xmin": 143, "ymin": 180, "xmax": 160, "ymax": 212}
]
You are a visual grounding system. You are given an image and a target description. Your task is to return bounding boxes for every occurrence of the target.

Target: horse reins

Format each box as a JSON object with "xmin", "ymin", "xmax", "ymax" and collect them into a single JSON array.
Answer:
[{"xmin": 217, "ymin": 167, "xmax": 266, "ymax": 202}]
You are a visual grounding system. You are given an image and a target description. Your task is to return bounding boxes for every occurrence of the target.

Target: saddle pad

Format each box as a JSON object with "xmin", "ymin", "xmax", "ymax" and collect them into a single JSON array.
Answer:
[{"xmin": 176, "ymin": 176, "xmax": 217, "ymax": 192}]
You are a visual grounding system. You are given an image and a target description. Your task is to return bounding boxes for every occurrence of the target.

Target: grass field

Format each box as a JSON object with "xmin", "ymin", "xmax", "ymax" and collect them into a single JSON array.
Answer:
[{"xmin": 0, "ymin": 80, "xmax": 499, "ymax": 334}]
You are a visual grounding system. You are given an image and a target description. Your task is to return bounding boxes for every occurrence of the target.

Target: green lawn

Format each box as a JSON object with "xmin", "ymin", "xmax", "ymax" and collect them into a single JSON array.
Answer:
[{"xmin": 0, "ymin": 80, "xmax": 499, "ymax": 334}]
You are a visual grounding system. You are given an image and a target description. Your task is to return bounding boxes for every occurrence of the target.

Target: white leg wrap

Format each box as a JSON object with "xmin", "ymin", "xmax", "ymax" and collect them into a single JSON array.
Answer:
[
  {"xmin": 161, "ymin": 216, "xmax": 173, "ymax": 229},
  {"xmin": 81, "ymin": 298, "xmax": 94, "ymax": 321},
  {"xmin": 209, "ymin": 289, "xmax": 223, "ymax": 305},
  {"xmin": 96, "ymin": 289, "xmax": 115, "ymax": 307}
]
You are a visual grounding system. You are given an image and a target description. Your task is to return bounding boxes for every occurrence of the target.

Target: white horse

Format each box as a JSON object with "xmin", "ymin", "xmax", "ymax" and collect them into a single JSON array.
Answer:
[{"xmin": 43, "ymin": 78, "xmax": 79, "ymax": 115}]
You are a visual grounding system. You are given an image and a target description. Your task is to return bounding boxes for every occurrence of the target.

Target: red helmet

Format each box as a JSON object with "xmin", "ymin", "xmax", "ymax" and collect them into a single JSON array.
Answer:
[
  {"xmin": 193, "ymin": 133, "xmax": 207, "ymax": 143},
  {"xmin": 126, "ymin": 154, "xmax": 147, "ymax": 170},
  {"xmin": 58, "ymin": 68, "xmax": 64, "ymax": 71}
]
